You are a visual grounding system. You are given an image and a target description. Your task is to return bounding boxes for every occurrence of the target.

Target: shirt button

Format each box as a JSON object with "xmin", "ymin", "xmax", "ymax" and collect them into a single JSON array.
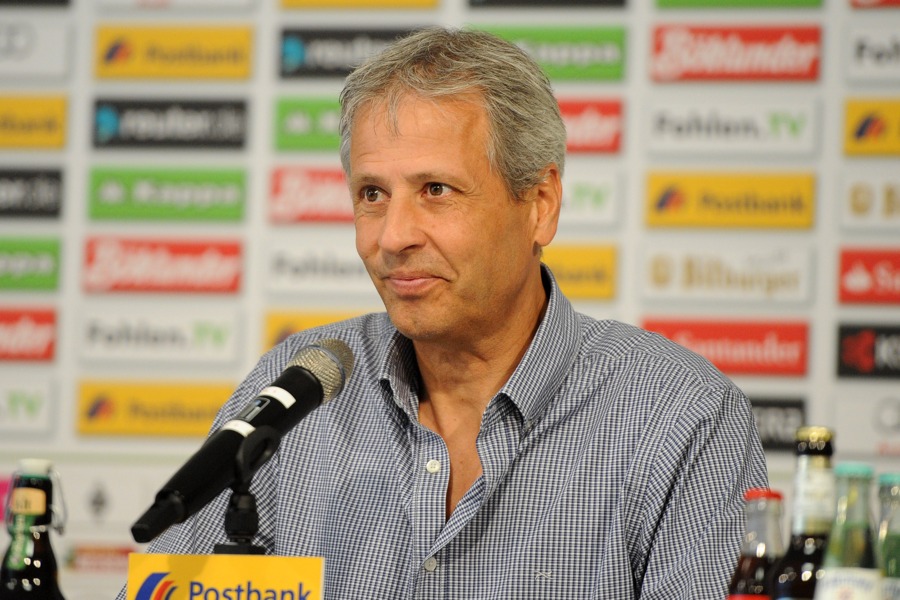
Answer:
[
  {"xmin": 423, "ymin": 557, "xmax": 438, "ymax": 572},
  {"xmin": 425, "ymin": 459, "xmax": 441, "ymax": 474}
]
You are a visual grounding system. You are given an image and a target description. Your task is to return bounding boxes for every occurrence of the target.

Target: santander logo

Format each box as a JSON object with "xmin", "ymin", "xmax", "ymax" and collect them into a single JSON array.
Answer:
[
  {"xmin": 83, "ymin": 237, "xmax": 242, "ymax": 293},
  {"xmin": 840, "ymin": 249, "xmax": 900, "ymax": 304},
  {"xmin": 0, "ymin": 309, "xmax": 55, "ymax": 361},
  {"xmin": 652, "ymin": 25, "xmax": 821, "ymax": 82},
  {"xmin": 558, "ymin": 99, "xmax": 622, "ymax": 153}
]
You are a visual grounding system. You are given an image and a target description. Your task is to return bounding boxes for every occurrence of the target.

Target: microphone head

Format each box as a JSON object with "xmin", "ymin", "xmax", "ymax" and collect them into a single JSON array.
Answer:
[{"xmin": 289, "ymin": 338, "xmax": 354, "ymax": 401}]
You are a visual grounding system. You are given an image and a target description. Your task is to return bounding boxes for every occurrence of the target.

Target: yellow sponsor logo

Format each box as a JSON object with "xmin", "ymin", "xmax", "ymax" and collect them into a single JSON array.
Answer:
[
  {"xmin": 127, "ymin": 554, "xmax": 324, "ymax": 600},
  {"xmin": 646, "ymin": 172, "xmax": 815, "ymax": 228},
  {"xmin": 264, "ymin": 310, "xmax": 365, "ymax": 352},
  {"xmin": 95, "ymin": 26, "xmax": 253, "ymax": 79},
  {"xmin": 78, "ymin": 380, "xmax": 233, "ymax": 437},
  {"xmin": 282, "ymin": 0, "xmax": 435, "ymax": 6},
  {"xmin": 844, "ymin": 99, "xmax": 900, "ymax": 156},
  {"xmin": 0, "ymin": 97, "xmax": 66, "ymax": 149},
  {"xmin": 542, "ymin": 245, "xmax": 616, "ymax": 300}
]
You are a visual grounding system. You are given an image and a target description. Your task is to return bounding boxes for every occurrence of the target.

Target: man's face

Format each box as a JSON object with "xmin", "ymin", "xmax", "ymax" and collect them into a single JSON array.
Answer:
[{"xmin": 349, "ymin": 94, "xmax": 554, "ymax": 347}]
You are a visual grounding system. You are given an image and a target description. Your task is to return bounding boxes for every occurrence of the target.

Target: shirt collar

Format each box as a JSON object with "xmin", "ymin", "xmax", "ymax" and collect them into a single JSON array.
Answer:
[{"xmin": 376, "ymin": 264, "xmax": 581, "ymax": 423}]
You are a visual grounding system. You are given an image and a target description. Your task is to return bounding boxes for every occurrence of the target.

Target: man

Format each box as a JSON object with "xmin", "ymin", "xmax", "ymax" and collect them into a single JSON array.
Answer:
[{"xmin": 125, "ymin": 27, "xmax": 768, "ymax": 599}]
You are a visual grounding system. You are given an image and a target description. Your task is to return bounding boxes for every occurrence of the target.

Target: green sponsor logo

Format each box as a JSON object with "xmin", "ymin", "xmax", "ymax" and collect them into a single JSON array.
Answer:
[
  {"xmin": 275, "ymin": 97, "xmax": 342, "ymax": 151},
  {"xmin": 89, "ymin": 168, "xmax": 245, "ymax": 221},
  {"xmin": 658, "ymin": 0, "xmax": 820, "ymax": 6},
  {"xmin": 0, "ymin": 238, "xmax": 60, "ymax": 290},
  {"xmin": 475, "ymin": 26, "xmax": 625, "ymax": 81}
]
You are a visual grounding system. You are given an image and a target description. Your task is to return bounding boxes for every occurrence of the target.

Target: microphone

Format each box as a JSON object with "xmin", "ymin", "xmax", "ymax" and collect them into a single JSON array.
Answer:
[{"xmin": 130, "ymin": 338, "xmax": 354, "ymax": 544}]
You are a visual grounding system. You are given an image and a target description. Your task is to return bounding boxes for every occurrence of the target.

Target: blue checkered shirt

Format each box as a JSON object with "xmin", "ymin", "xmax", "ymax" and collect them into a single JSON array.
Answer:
[{"xmin": 122, "ymin": 267, "xmax": 768, "ymax": 599}]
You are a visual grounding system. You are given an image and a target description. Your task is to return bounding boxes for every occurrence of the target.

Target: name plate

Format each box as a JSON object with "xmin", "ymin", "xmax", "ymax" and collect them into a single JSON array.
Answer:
[{"xmin": 127, "ymin": 553, "xmax": 325, "ymax": 600}]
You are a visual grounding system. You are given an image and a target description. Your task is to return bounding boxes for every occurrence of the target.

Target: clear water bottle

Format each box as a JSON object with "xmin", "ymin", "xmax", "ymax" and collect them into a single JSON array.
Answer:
[{"xmin": 878, "ymin": 472, "xmax": 900, "ymax": 600}]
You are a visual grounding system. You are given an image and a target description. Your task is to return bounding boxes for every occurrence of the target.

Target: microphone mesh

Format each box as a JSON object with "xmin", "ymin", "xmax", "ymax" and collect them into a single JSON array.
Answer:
[{"xmin": 288, "ymin": 338, "xmax": 354, "ymax": 402}]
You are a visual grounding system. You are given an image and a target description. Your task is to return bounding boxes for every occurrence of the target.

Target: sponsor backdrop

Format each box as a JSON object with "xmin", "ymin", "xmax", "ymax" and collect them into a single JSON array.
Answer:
[{"xmin": 0, "ymin": 0, "xmax": 898, "ymax": 596}]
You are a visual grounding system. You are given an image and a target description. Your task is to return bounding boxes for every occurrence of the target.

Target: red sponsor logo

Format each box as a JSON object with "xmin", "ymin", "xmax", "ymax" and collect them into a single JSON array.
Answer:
[
  {"xmin": 558, "ymin": 99, "xmax": 622, "ymax": 153},
  {"xmin": 840, "ymin": 248, "xmax": 900, "ymax": 304},
  {"xmin": 83, "ymin": 237, "xmax": 242, "ymax": 293},
  {"xmin": 851, "ymin": 0, "xmax": 900, "ymax": 6},
  {"xmin": 651, "ymin": 25, "xmax": 821, "ymax": 82},
  {"xmin": 66, "ymin": 544, "xmax": 132, "ymax": 572},
  {"xmin": 270, "ymin": 166, "xmax": 353, "ymax": 224},
  {"xmin": 643, "ymin": 319, "xmax": 808, "ymax": 376},
  {"xmin": 0, "ymin": 308, "xmax": 55, "ymax": 361}
]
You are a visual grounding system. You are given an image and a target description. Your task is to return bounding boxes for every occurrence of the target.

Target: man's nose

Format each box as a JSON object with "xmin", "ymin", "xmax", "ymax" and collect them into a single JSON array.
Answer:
[{"xmin": 378, "ymin": 192, "xmax": 426, "ymax": 254}]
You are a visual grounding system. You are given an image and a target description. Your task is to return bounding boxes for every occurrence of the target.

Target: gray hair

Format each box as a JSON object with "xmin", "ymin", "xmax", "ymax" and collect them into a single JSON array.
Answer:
[{"xmin": 339, "ymin": 27, "xmax": 567, "ymax": 200}]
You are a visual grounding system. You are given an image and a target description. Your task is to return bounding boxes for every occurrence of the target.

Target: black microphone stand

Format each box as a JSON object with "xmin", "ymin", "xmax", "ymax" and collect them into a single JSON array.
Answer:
[{"xmin": 213, "ymin": 425, "xmax": 280, "ymax": 555}]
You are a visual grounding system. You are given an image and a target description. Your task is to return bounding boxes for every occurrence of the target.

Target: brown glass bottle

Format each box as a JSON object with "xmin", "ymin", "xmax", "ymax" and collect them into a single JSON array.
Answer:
[
  {"xmin": 768, "ymin": 426, "xmax": 835, "ymax": 600},
  {"xmin": 727, "ymin": 488, "xmax": 784, "ymax": 599},
  {"xmin": 0, "ymin": 459, "xmax": 66, "ymax": 600}
]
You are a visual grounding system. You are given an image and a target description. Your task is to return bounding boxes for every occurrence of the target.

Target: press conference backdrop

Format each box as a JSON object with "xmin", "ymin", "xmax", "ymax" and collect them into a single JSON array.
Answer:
[{"xmin": 0, "ymin": 0, "xmax": 898, "ymax": 596}]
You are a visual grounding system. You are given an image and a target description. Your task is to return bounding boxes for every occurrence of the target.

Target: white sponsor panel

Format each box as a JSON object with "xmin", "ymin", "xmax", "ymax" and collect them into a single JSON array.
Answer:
[
  {"xmin": 841, "ymin": 172, "xmax": 900, "ymax": 231},
  {"xmin": 846, "ymin": 26, "xmax": 900, "ymax": 83},
  {"xmin": 832, "ymin": 391, "xmax": 900, "ymax": 456},
  {"xmin": 79, "ymin": 308, "xmax": 240, "ymax": 364},
  {"xmin": 560, "ymin": 165, "xmax": 619, "ymax": 228},
  {"xmin": 643, "ymin": 244, "xmax": 812, "ymax": 303},
  {"xmin": 267, "ymin": 230, "xmax": 378, "ymax": 298},
  {"xmin": 97, "ymin": 0, "xmax": 254, "ymax": 7},
  {"xmin": 646, "ymin": 100, "xmax": 817, "ymax": 156},
  {"xmin": 0, "ymin": 381, "xmax": 52, "ymax": 435},
  {"xmin": 0, "ymin": 21, "xmax": 69, "ymax": 79}
]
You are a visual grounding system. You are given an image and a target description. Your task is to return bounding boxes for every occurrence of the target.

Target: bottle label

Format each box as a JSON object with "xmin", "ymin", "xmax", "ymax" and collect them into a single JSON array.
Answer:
[
  {"xmin": 4, "ymin": 515, "xmax": 32, "ymax": 570},
  {"xmin": 794, "ymin": 468, "xmax": 835, "ymax": 533},
  {"xmin": 727, "ymin": 595, "xmax": 769, "ymax": 599},
  {"xmin": 8, "ymin": 487, "xmax": 47, "ymax": 516},
  {"xmin": 815, "ymin": 567, "xmax": 882, "ymax": 600},
  {"xmin": 883, "ymin": 577, "xmax": 900, "ymax": 600}
]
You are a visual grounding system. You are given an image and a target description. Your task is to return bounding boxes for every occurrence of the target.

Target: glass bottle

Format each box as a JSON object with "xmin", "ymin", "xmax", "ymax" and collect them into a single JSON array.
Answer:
[
  {"xmin": 878, "ymin": 472, "xmax": 900, "ymax": 600},
  {"xmin": 769, "ymin": 425, "xmax": 835, "ymax": 600},
  {"xmin": 0, "ymin": 458, "xmax": 66, "ymax": 599},
  {"xmin": 727, "ymin": 487, "xmax": 784, "ymax": 599},
  {"xmin": 814, "ymin": 461, "xmax": 880, "ymax": 600}
]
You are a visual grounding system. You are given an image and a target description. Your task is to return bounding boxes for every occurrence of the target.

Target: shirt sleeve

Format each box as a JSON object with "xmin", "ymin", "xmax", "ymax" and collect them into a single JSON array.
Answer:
[{"xmin": 634, "ymin": 381, "xmax": 769, "ymax": 600}]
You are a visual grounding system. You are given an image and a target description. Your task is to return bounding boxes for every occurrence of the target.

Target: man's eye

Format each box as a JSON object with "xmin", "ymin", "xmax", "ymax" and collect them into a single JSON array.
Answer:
[
  {"xmin": 363, "ymin": 187, "xmax": 381, "ymax": 202},
  {"xmin": 427, "ymin": 183, "xmax": 448, "ymax": 196}
]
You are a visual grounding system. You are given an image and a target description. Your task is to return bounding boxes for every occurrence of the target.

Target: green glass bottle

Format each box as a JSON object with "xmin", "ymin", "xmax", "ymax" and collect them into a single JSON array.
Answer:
[
  {"xmin": 814, "ymin": 462, "xmax": 880, "ymax": 600},
  {"xmin": 878, "ymin": 472, "xmax": 900, "ymax": 600}
]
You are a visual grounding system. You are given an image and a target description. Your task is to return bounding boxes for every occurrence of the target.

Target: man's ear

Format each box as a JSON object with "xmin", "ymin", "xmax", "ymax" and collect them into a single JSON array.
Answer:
[{"xmin": 530, "ymin": 164, "xmax": 562, "ymax": 249}]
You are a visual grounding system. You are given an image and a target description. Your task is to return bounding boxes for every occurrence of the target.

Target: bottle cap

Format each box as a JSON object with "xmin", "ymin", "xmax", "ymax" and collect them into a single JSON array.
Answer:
[
  {"xmin": 796, "ymin": 425, "xmax": 833, "ymax": 443},
  {"xmin": 745, "ymin": 487, "xmax": 783, "ymax": 501},
  {"xmin": 834, "ymin": 461, "xmax": 874, "ymax": 478},
  {"xmin": 878, "ymin": 473, "xmax": 900, "ymax": 487},
  {"xmin": 17, "ymin": 458, "xmax": 53, "ymax": 477}
]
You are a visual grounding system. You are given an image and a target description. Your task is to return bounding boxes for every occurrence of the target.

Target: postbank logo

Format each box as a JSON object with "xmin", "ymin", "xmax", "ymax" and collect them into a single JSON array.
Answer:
[
  {"xmin": 558, "ymin": 99, "xmax": 622, "ymax": 153},
  {"xmin": 643, "ymin": 319, "xmax": 808, "ymax": 376},
  {"xmin": 841, "ymin": 173, "xmax": 900, "ymax": 230},
  {"xmin": 275, "ymin": 97, "xmax": 341, "ymax": 151},
  {"xmin": 96, "ymin": 26, "xmax": 252, "ymax": 79},
  {"xmin": 83, "ymin": 237, "xmax": 242, "ymax": 293},
  {"xmin": 280, "ymin": 28, "xmax": 413, "ymax": 78},
  {"xmin": 89, "ymin": 167, "xmax": 245, "ymax": 222},
  {"xmin": 0, "ymin": 238, "xmax": 60, "ymax": 290},
  {"xmin": 652, "ymin": 25, "xmax": 821, "ymax": 82},
  {"xmin": 845, "ymin": 99, "xmax": 900, "ymax": 155},
  {"xmin": 78, "ymin": 380, "xmax": 232, "ymax": 436},
  {"xmin": 264, "ymin": 310, "xmax": 364, "ymax": 351},
  {"xmin": 126, "ymin": 554, "xmax": 324, "ymax": 600},
  {"xmin": 477, "ymin": 25, "xmax": 626, "ymax": 81},
  {"xmin": 0, "ymin": 308, "xmax": 55, "ymax": 361},
  {"xmin": 0, "ymin": 96, "xmax": 66, "ymax": 148},
  {"xmin": 283, "ymin": 0, "xmax": 436, "ymax": 6},
  {"xmin": 541, "ymin": 245, "xmax": 616, "ymax": 299},
  {"xmin": 644, "ymin": 244, "xmax": 811, "ymax": 303},
  {"xmin": 646, "ymin": 172, "xmax": 815, "ymax": 228},
  {"xmin": 0, "ymin": 169, "xmax": 62, "ymax": 218},
  {"xmin": 270, "ymin": 166, "xmax": 351, "ymax": 223},
  {"xmin": 839, "ymin": 248, "xmax": 900, "ymax": 304},
  {"xmin": 838, "ymin": 324, "xmax": 900, "ymax": 379}
]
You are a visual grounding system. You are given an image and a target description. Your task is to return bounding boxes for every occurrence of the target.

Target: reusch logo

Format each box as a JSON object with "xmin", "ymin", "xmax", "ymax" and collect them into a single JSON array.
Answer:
[
  {"xmin": 103, "ymin": 38, "xmax": 131, "ymax": 63},
  {"xmin": 652, "ymin": 25, "xmax": 821, "ymax": 82},
  {"xmin": 838, "ymin": 324, "xmax": 900, "ymax": 378},
  {"xmin": 93, "ymin": 99, "xmax": 247, "ymax": 149},
  {"xmin": 558, "ymin": 99, "xmax": 621, "ymax": 153},
  {"xmin": 643, "ymin": 319, "xmax": 808, "ymax": 376},
  {"xmin": 839, "ymin": 248, "xmax": 900, "ymax": 304},
  {"xmin": 135, "ymin": 571, "xmax": 177, "ymax": 600},
  {"xmin": 0, "ymin": 169, "xmax": 62, "ymax": 217},
  {"xmin": 280, "ymin": 28, "xmax": 413, "ymax": 78}
]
